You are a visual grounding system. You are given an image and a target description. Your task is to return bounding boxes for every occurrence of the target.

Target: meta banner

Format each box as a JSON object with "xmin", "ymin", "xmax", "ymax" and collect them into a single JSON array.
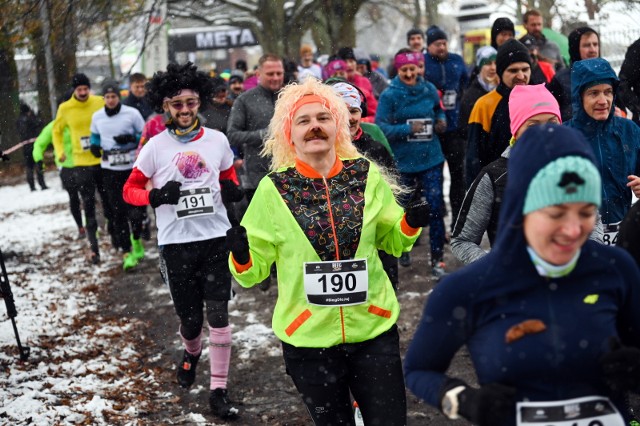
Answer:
[{"xmin": 169, "ymin": 27, "xmax": 259, "ymax": 51}]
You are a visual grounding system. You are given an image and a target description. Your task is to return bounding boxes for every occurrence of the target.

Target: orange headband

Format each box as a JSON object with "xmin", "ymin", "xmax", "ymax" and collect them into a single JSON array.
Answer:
[{"xmin": 284, "ymin": 94, "xmax": 334, "ymax": 144}]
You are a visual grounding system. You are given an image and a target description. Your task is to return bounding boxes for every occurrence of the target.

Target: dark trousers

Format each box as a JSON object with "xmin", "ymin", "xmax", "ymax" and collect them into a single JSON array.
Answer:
[
  {"xmin": 439, "ymin": 131, "xmax": 466, "ymax": 229},
  {"xmin": 101, "ymin": 169, "xmax": 142, "ymax": 252},
  {"xmin": 282, "ymin": 325, "xmax": 407, "ymax": 426},
  {"xmin": 71, "ymin": 166, "xmax": 100, "ymax": 254},
  {"xmin": 24, "ymin": 147, "xmax": 46, "ymax": 190},
  {"xmin": 59, "ymin": 168, "xmax": 83, "ymax": 229},
  {"xmin": 400, "ymin": 165, "xmax": 445, "ymax": 264},
  {"xmin": 160, "ymin": 237, "xmax": 231, "ymax": 339}
]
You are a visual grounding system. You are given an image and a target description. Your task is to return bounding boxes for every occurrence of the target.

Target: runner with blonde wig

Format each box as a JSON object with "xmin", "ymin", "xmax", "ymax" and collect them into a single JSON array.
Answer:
[
  {"xmin": 226, "ymin": 76, "xmax": 431, "ymax": 425},
  {"xmin": 262, "ymin": 77, "xmax": 359, "ymax": 170}
]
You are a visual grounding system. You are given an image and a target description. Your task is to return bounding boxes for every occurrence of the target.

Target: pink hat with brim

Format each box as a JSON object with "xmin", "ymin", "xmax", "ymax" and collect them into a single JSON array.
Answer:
[{"xmin": 509, "ymin": 84, "xmax": 561, "ymax": 137}]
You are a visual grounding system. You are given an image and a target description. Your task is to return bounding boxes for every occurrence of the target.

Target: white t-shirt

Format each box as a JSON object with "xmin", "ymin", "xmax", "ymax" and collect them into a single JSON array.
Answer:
[
  {"xmin": 298, "ymin": 64, "xmax": 322, "ymax": 82},
  {"xmin": 134, "ymin": 127, "xmax": 234, "ymax": 245},
  {"xmin": 90, "ymin": 104, "xmax": 145, "ymax": 171}
]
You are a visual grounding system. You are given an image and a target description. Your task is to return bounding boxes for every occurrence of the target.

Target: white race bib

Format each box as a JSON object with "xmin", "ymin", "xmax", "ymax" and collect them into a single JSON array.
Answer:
[
  {"xmin": 517, "ymin": 395, "xmax": 624, "ymax": 426},
  {"xmin": 407, "ymin": 118, "xmax": 433, "ymax": 142},
  {"xmin": 80, "ymin": 136, "xmax": 91, "ymax": 150},
  {"xmin": 107, "ymin": 151, "xmax": 133, "ymax": 167},
  {"xmin": 303, "ymin": 259, "xmax": 368, "ymax": 306},
  {"xmin": 175, "ymin": 187, "xmax": 215, "ymax": 219},
  {"xmin": 602, "ymin": 222, "xmax": 620, "ymax": 246},
  {"xmin": 442, "ymin": 90, "xmax": 457, "ymax": 110}
]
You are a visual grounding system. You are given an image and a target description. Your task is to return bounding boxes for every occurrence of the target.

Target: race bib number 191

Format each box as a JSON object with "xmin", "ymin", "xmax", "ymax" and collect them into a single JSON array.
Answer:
[
  {"xmin": 175, "ymin": 187, "xmax": 215, "ymax": 219},
  {"xmin": 303, "ymin": 259, "xmax": 368, "ymax": 306}
]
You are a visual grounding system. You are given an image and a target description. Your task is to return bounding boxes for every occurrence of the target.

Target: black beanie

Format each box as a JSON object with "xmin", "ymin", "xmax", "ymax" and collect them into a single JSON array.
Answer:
[
  {"xmin": 72, "ymin": 73, "xmax": 91, "ymax": 89},
  {"xmin": 568, "ymin": 27, "xmax": 599, "ymax": 65},
  {"xmin": 426, "ymin": 26, "xmax": 447, "ymax": 45},
  {"xmin": 101, "ymin": 81, "xmax": 120, "ymax": 97},
  {"xmin": 337, "ymin": 47, "xmax": 356, "ymax": 61},
  {"xmin": 491, "ymin": 17, "xmax": 515, "ymax": 49},
  {"xmin": 496, "ymin": 39, "xmax": 532, "ymax": 78},
  {"xmin": 406, "ymin": 28, "xmax": 424, "ymax": 44}
]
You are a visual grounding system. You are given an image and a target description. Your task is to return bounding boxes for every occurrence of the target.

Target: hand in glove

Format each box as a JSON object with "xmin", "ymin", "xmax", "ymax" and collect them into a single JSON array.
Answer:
[
  {"xmin": 148, "ymin": 181, "xmax": 182, "ymax": 208},
  {"xmin": 1, "ymin": 151, "xmax": 9, "ymax": 162},
  {"xmin": 219, "ymin": 179, "xmax": 244, "ymax": 204},
  {"xmin": 113, "ymin": 134, "xmax": 137, "ymax": 145},
  {"xmin": 226, "ymin": 226, "xmax": 250, "ymax": 265},
  {"xmin": 601, "ymin": 337, "xmax": 640, "ymax": 393},
  {"xmin": 36, "ymin": 161, "xmax": 44, "ymax": 171},
  {"xmin": 90, "ymin": 145, "xmax": 102, "ymax": 158},
  {"xmin": 404, "ymin": 188, "xmax": 430, "ymax": 228},
  {"xmin": 447, "ymin": 382, "xmax": 516, "ymax": 426}
]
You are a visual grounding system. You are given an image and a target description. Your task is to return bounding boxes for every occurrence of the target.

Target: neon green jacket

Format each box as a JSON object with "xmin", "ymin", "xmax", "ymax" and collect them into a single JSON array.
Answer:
[
  {"xmin": 230, "ymin": 157, "xmax": 420, "ymax": 348},
  {"xmin": 32, "ymin": 121, "xmax": 73, "ymax": 168}
]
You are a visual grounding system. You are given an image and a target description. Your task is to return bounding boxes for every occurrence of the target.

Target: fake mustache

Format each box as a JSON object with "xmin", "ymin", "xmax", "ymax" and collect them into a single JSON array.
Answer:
[{"xmin": 304, "ymin": 128, "xmax": 329, "ymax": 141}]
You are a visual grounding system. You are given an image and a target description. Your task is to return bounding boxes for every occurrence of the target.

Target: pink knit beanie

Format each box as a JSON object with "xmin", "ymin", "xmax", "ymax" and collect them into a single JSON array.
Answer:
[{"xmin": 509, "ymin": 84, "xmax": 561, "ymax": 137}]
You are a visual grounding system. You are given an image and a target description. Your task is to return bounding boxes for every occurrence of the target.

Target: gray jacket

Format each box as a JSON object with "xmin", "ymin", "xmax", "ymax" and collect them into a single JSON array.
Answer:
[{"xmin": 227, "ymin": 85, "xmax": 279, "ymax": 189}]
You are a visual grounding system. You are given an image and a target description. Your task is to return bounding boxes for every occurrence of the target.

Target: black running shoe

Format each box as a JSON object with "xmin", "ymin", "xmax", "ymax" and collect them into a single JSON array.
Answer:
[
  {"xmin": 209, "ymin": 388, "xmax": 239, "ymax": 419},
  {"xmin": 399, "ymin": 252, "xmax": 411, "ymax": 267},
  {"xmin": 176, "ymin": 350, "xmax": 200, "ymax": 388}
]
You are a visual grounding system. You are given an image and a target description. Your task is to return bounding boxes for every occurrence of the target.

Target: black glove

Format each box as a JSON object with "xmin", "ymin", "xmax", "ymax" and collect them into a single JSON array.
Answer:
[
  {"xmin": 1, "ymin": 151, "xmax": 9, "ymax": 162},
  {"xmin": 601, "ymin": 337, "xmax": 640, "ymax": 393},
  {"xmin": 113, "ymin": 134, "xmax": 137, "ymax": 145},
  {"xmin": 226, "ymin": 226, "xmax": 250, "ymax": 264},
  {"xmin": 456, "ymin": 383, "xmax": 516, "ymax": 426},
  {"xmin": 149, "ymin": 181, "xmax": 182, "ymax": 208},
  {"xmin": 90, "ymin": 145, "xmax": 102, "ymax": 158},
  {"xmin": 220, "ymin": 179, "xmax": 244, "ymax": 204},
  {"xmin": 405, "ymin": 200, "xmax": 430, "ymax": 228},
  {"xmin": 36, "ymin": 160, "xmax": 44, "ymax": 171}
]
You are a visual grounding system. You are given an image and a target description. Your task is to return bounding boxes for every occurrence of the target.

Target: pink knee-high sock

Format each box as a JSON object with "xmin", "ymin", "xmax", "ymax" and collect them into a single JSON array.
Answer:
[
  {"xmin": 209, "ymin": 325, "xmax": 232, "ymax": 390},
  {"xmin": 180, "ymin": 328, "xmax": 203, "ymax": 356}
]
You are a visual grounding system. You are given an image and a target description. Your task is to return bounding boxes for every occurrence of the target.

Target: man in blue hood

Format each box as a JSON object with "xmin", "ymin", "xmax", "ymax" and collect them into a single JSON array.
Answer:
[{"xmin": 566, "ymin": 57, "xmax": 640, "ymax": 234}]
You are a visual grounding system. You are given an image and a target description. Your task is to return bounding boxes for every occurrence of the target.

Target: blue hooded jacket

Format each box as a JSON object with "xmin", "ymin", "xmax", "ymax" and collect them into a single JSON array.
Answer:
[
  {"xmin": 375, "ymin": 75, "xmax": 445, "ymax": 173},
  {"xmin": 404, "ymin": 124, "xmax": 640, "ymax": 425},
  {"xmin": 566, "ymin": 57, "xmax": 640, "ymax": 224},
  {"xmin": 424, "ymin": 51, "xmax": 469, "ymax": 132}
]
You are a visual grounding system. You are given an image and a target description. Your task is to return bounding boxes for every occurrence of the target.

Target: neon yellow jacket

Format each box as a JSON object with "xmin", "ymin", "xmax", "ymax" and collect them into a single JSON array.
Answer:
[
  {"xmin": 53, "ymin": 95, "xmax": 104, "ymax": 166},
  {"xmin": 33, "ymin": 121, "xmax": 73, "ymax": 168},
  {"xmin": 230, "ymin": 157, "xmax": 420, "ymax": 348}
]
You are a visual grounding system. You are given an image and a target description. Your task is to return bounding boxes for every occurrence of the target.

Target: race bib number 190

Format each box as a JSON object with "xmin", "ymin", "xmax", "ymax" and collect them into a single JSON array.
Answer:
[
  {"xmin": 175, "ymin": 187, "xmax": 215, "ymax": 219},
  {"xmin": 303, "ymin": 259, "xmax": 368, "ymax": 306}
]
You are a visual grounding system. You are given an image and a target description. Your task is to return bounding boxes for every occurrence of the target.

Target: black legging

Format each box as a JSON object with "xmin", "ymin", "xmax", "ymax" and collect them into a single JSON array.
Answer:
[
  {"xmin": 59, "ymin": 168, "xmax": 83, "ymax": 229},
  {"xmin": 101, "ymin": 168, "xmax": 142, "ymax": 252},
  {"xmin": 72, "ymin": 166, "xmax": 100, "ymax": 255},
  {"xmin": 160, "ymin": 238, "xmax": 232, "ymax": 340},
  {"xmin": 282, "ymin": 326, "xmax": 407, "ymax": 426}
]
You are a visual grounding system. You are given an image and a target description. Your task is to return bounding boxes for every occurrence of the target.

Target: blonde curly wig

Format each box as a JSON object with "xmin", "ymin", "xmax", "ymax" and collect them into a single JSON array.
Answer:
[{"xmin": 261, "ymin": 78, "xmax": 359, "ymax": 170}]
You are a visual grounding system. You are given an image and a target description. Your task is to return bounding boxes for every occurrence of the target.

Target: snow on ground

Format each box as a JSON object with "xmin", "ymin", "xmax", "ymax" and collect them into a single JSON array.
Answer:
[{"xmin": 0, "ymin": 172, "xmax": 281, "ymax": 425}]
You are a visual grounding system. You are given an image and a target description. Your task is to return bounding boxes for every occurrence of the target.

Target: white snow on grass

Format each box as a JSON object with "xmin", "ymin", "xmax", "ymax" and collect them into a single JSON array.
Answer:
[{"xmin": 0, "ymin": 171, "xmax": 281, "ymax": 424}]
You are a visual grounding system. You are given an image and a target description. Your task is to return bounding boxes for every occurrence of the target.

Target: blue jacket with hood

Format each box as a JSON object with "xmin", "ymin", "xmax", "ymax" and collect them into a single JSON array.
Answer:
[
  {"xmin": 424, "ymin": 51, "xmax": 469, "ymax": 133},
  {"xmin": 404, "ymin": 124, "xmax": 640, "ymax": 425},
  {"xmin": 566, "ymin": 57, "xmax": 640, "ymax": 224},
  {"xmin": 376, "ymin": 75, "xmax": 445, "ymax": 174}
]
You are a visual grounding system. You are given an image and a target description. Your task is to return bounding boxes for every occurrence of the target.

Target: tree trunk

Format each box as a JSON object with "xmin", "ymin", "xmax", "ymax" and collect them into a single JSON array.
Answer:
[
  {"xmin": 0, "ymin": 27, "xmax": 20, "ymax": 152},
  {"xmin": 50, "ymin": 0, "xmax": 78, "ymax": 101},
  {"xmin": 30, "ymin": 26, "xmax": 53, "ymax": 123}
]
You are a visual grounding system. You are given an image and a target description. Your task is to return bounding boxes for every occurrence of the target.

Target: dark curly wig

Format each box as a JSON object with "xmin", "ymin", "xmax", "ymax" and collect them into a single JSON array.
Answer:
[{"xmin": 145, "ymin": 62, "xmax": 215, "ymax": 113}]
